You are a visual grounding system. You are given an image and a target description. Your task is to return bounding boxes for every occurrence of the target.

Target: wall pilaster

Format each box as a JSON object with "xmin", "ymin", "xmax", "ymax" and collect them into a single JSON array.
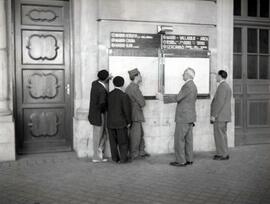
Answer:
[
  {"xmin": 73, "ymin": 0, "xmax": 99, "ymax": 157},
  {"xmin": 0, "ymin": 0, "xmax": 11, "ymax": 116},
  {"xmin": 0, "ymin": 0, "xmax": 15, "ymax": 161},
  {"xmin": 217, "ymin": 0, "xmax": 235, "ymax": 147}
]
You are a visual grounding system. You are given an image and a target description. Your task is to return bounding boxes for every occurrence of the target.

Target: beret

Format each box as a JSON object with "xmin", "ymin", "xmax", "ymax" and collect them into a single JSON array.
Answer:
[
  {"xmin": 97, "ymin": 70, "xmax": 109, "ymax": 81},
  {"xmin": 113, "ymin": 76, "xmax": 124, "ymax": 87}
]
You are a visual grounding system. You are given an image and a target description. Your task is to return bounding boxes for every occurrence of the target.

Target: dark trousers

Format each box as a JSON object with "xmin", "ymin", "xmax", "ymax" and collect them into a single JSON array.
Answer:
[{"xmin": 108, "ymin": 127, "xmax": 129, "ymax": 162}]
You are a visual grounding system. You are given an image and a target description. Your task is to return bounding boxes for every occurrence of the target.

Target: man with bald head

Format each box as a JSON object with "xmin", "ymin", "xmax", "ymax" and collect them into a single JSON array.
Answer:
[{"xmin": 164, "ymin": 68, "xmax": 198, "ymax": 167}]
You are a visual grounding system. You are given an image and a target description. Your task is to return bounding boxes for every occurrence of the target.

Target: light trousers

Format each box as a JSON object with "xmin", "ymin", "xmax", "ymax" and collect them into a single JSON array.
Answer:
[
  {"xmin": 92, "ymin": 114, "xmax": 108, "ymax": 160},
  {"xmin": 213, "ymin": 121, "xmax": 229, "ymax": 157},
  {"xmin": 130, "ymin": 122, "xmax": 146, "ymax": 158},
  {"xmin": 174, "ymin": 123, "xmax": 194, "ymax": 164}
]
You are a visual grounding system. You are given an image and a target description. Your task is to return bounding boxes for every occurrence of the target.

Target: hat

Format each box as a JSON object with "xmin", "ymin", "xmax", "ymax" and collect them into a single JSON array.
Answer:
[
  {"xmin": 128, "ymin": 68, "xmax": 140, "ymax": 78},
  {"xmin": 97, "ymin": 70, "xmax": 109, "ymax": 81},
  {"xmin": 113, "ymin": 76, "xmax": 124, "ymax": 87}
]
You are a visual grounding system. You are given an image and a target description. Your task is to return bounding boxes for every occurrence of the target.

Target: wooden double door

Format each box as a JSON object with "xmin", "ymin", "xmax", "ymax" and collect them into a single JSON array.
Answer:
[
  {"xmin": 234, "ymin": 25, "xmax": 270, "ymax": 145},
  {"xmin": 14, "ymin": 0, "xmax": 73, "ymax": 153}
]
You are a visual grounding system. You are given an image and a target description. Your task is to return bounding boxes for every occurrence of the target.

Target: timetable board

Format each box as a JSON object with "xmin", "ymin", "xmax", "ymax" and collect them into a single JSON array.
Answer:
[
  {"xmin": 164, "ymin": 57, "xmax": 210, "ymax": 95},
  {"xmin": 109, "ymin": 32, "xmax": 210, "ymax": 98},
  {"xmin": 109, "ymin": 49, "xmax": 159, "ymax": 96}
]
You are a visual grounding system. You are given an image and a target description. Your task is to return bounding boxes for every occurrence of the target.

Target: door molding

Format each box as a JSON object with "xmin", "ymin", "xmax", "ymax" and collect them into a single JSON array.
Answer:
[{"xmin": 13, "ymin": 0, "xmax": 74, "ymax": 154}]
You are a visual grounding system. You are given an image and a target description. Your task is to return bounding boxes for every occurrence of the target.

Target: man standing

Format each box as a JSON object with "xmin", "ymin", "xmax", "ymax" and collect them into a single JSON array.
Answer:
[
  {"xmin": 125, "ymin": 68, "xmax": 150, "ymax": 160},
  {"xmin": 210, "ymin": 70, "xmax": 232, "ymax": 160},
  {"xmin": 107, "ymin": 76, "xmax": 131, "ymax": 164},
  {"xmin": 164, "ymin": 68, "xmax": 197, "ymax": 167},
  {"xmin": 88, "ymin": 69, "xmax": 111, "ymax": 163}
]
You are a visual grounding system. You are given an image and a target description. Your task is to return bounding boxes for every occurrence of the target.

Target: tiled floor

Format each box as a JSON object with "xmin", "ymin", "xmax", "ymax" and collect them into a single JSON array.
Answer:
[{"xmin": 0, "ymin": 144, "xmax": 270, "ymax": 204}]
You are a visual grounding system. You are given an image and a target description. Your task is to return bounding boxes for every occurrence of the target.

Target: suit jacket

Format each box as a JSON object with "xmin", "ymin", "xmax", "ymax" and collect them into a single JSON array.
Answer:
[
  {"xmin": 165, "ymin": 80, "xmax": 197, "ymax": 123},
  {"xmin": 88, "ymin": 80, "xmax": 108, "ymax": 126},
  {"xmin": 107, "ymin": 89, "xmax": 131, "ymax": 129},
  {"xmin": 211, "ymin": 81, "xmax": 232, "ymax": 122},
  {"xmin": 125, "ymin": 82, "xmax": 145, "ymax": 122}
]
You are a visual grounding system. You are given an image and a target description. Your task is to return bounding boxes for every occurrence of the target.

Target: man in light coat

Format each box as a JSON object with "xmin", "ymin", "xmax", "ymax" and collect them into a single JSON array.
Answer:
[
  {"xmin": 125, "ymin": 68, "xmax": 150, "ymax": 160},
  {"xmin": 210, "ymin": 70, "xmax": 232, "ymax": 160},
  {"xmin": 164, "ymin": 68, "xmax": 197, "ymax": 167}
]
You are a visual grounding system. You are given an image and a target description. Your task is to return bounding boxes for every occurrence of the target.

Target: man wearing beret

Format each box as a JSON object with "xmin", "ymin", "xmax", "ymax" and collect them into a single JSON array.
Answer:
[
  {"xmin": 125, "ymin": 68, "xmax": 150, "ymax": 160},
  {"xmin": 88, "ymin": 69, "xmax": 111, "ymax": 163},
  {"xmin": 107, "ymin": 76, "xmax": 131, "ymax": 163}
]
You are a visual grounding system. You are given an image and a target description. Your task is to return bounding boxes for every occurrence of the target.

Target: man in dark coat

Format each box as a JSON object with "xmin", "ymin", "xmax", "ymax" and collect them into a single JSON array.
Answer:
[
  {"xmin": 88, "ymin": 69, "xmax": 111, "ymax": 163},
  {"xmin": 125, "ymin": 68, "xmax": 150, "ymax": 160},
  {"xmin": 164, "ymin": 68, "xmax": 198, "ymax": 167},
  {"xmin": 210, "ymin": 70, "xmax": 232, "ymax": 160},
  {"xmin": 107, "ymin": 76, "xmax": 131, "ymax": 163}
]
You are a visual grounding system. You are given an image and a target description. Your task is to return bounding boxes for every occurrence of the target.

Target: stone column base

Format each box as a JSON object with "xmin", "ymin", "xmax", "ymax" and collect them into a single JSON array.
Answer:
[
  {"xmin": 73, "ymin": 115, "xmax": 93, "ymax": 158},
  {"xmin": 73, "ymin": 108, "xmax": 111, "ymax": 159},
  {"xmin": 0, "ymin": 115, "xmax": 15, "ymax": 161}
]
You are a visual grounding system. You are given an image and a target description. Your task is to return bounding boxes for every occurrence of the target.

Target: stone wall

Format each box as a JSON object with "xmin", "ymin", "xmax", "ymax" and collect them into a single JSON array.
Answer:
[{"xmin": 73, "ymin": 0, "xmax": 234, "ymax": 157}]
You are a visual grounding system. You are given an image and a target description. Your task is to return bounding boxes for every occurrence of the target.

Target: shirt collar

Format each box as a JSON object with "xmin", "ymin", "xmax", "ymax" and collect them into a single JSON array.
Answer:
[
  {"xmin": 98, "ymin": 80, "xmax": 107, "ymax": 89},
  {"xmin": 218, "ymin": 79, "xmax": 225, "ymax": 85},
  {"xmin": 184, "ymin": 79, "xmax": 193, "ymax": 84},
  {"xmin": 114, "ymin": 87, "xmax": 122, "ymax": 91},
  {"xmin": 131, "ymin": 81, "xmax": 139, "ymax": 87}
]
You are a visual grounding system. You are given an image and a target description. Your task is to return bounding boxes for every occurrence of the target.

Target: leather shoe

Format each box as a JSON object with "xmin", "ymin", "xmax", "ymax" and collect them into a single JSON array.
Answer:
[
  {"xmin": 213, "ymin": 155, "xmax": 222, "ymax": 160},
  {"xmin": 219, "ymin": 155, "xmax": 230, "ymax": 160},
  {"xmin": 140, "ymin": 153, "xmax": 151, "ymax": 157},
  {"xmin": 185, "ymin": 161, "xmax": 193, "ymax": 165},
  {"xmin": 118, "ymin": 159, "xmax": 131, "ymax": 164},
  {"xmin": 170, "ymin": 162, "xmax": 186, "ymax": 167},
  {"xmin": 213, "ymin": 155, "xmax": 229, "ymax": 160}
]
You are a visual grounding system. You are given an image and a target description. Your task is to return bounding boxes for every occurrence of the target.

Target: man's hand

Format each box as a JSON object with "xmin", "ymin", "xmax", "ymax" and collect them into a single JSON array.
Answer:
[
  {"xmin": 155, "ymin": 92, "xmax": 163, "ymax": 101},
  {"xmin": 210, "ymin": 116, "xmax": 215, "ymax": 124}
]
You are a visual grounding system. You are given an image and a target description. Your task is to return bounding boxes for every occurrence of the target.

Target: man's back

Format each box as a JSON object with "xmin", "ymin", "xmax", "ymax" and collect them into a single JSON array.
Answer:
[
  {"xmin": 175, "ymin": 80, "xmax": 198, "ymax": 123},
  {"xmin": 107, "ymin": 89, "xmax": 131, "ymax": 129},
  {"xmin": 125, "ymin": 82, "xmax": 145, "ymax": 122},
  {"xmin": 211, "ymin": 81, "xmax": 231, "ymax": 122},
  {"xmin": 88, "ymin": 80, "xmax": 108, "ymax": 126}
]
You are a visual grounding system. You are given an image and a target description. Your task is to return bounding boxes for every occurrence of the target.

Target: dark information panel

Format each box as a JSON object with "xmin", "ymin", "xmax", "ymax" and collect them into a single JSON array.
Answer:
[
  {"xmin": 110, "ymin": 32, "xmax": 160, "ymax": 49},
  {"xmin": 110, "ymin": 32, "xmax": 209, "ymax": 50},
  {"xmin": 162, "ymin": 35, "xmax": 209, "ymax": 50}
]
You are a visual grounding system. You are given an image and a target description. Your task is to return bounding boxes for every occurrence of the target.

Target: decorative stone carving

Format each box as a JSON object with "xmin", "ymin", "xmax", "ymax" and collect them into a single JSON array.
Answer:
[
  {"xmin": 26, "ymin": 34, "xmax": 59, "ymax": 61},
  {"xmin": 27, "ymin": 73, "xmax": 60, "ymax": 99},
  {"xmin": 26, "ymin": 9, "xmax": 58, "ymax": 22},
  {"xmin": 28, "ymin": 112, "xmax": 59, "ymax": 137}
]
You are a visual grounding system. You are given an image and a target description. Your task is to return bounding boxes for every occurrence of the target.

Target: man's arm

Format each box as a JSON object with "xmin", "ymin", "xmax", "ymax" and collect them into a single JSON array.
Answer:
[
  {"xmin": 122, "ymin": 94, "xmax": 132, "ymax": 125},
  {"xmin": 211, "ymin": 84, "xmax": 227, "ymax": 118},
  {"xmin": 132, "ymin": 87, "xmax": 145, "ymax": 107},
  {"xmin": 98, "ymin": 89, "xmax": 107, "ymax": 113},
  {"xmin": 163, "ymin": 85, "xmax": 190, "ymax": 104},
  {"xmin": 176, "ymin": 85, "xmax": 191, "ymax": 102}
]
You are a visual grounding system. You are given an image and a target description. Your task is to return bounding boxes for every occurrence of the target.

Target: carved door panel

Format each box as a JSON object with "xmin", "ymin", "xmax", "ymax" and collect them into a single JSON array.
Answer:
[{"xmin": 15, "ymin": 0, "xmax": 72, "ymax": 153}]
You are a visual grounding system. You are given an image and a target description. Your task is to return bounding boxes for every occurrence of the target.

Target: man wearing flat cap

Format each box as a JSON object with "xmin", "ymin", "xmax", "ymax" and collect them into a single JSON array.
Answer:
[
  {"xmin": 88, "ymin": 69, "xmax": 111, "ymax": 163},
  {"xmin": 125, "ymin": 68, "xmax": 150, "ymax": 160},
  {"xmin": 107, "ymin": 76, "xmax": 131, "ymax": 163}
]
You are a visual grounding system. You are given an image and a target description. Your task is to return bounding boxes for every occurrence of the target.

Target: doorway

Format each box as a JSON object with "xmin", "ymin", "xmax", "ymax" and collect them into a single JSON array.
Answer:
[{"xmin": 14, "ymin": 0, "xmax": 73, "ymax": 153}]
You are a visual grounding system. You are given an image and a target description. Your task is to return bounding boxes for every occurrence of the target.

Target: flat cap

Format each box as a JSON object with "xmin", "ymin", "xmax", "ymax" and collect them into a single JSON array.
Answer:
[
  {"xmin": 97, "ymin": 70, "xmax": 109, "ymax": 81},
  {"xmin": 128, "ymin": 68, "xmax": 140, "ymax": 78},
  {"xmin": 113, "ymin": 76, "xmax": 124, "ymax": 87}
]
